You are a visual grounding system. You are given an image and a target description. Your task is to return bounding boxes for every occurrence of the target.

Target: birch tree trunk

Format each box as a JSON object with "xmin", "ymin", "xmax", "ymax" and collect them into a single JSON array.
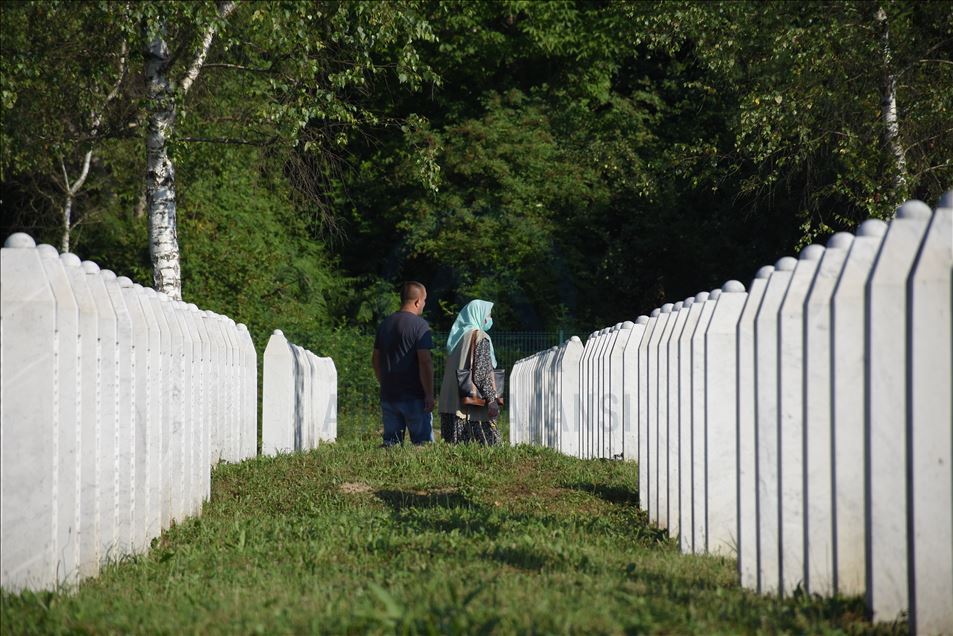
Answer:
[
  {"xmin": 143, "ymin": 3, "xmax": 236, "ymax": 300},
  {"xmin": 144, "ymin": 21, "xmax": 182, "ymax": 299},
  {"xmin": 876, "ymin": 6, "xmax": 908, "ymax": 199}
]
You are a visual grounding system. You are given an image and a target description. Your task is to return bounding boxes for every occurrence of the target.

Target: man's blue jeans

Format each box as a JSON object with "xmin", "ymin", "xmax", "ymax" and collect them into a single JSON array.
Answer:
[{"xmin": 381, "ymin": 399, "xmax": 433, "ymax": 446}]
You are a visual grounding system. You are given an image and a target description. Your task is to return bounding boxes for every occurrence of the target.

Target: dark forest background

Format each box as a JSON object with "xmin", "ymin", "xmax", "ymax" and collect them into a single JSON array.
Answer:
[{"xmin": 2, "ymin": 0, "xmax": 950, "ymax": 403}]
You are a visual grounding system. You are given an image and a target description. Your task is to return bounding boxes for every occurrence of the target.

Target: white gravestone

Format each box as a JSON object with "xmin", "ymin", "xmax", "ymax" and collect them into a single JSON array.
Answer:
[
  {"xmin": 579, "ymin": 333, "xmax": 598, "ymax": 458},
  {"xmin": 189, "ymin": 305, "xmax": 212, "ymax": 502},
  {"xmin": 239, "ymin": 325, "xmax": 258, "ymax": 457},
  {"xmin": 606, "ymin": 326, "xmax": 623, "ymax": 458},
  {"xmin": 157, "ymin": 295, "xmax": 185, "ymax": 526},
  {"xmin": 205, "ymin": 312, "xmax": 226, "ymax": 463},
  {"xmin": 691, "ymin": 290, "xmax": 718, "ymax": 553},
  {"xmin": 705, "ymin": 280, "xmax": 747, "ymax": 557},
  {"xmin": 830, "ymin": 219, "xmax": 887, "ymax": 596},
  {"xmin": 171, "ymin": 303, "xmax": 196, "ymax": 520},
  {"xmin": 622, "ymin": 318, "xmax": 647, "ymax": 461},
  {"xmin": 37, "ymin": 245, "xmax": 81, "ymax": 584},
  {"xmin": 677, "ymin": 297, "xmax": 701, "ymax": 554},
  {"xmin": 638, "ymin": 310, "xmax": 660, "ymax": 511},
  {"xmin": 134, "ymin": 286, "xmax": 163, "ymax": 544},
  {"xmin": 292, "ymin": 344, "xmax": 307, "ymax": 451},
  {"xmin": 509, "ymin": 360, "xmax": 521, "ymax": 444},
  {"xmin": 214, "ymin": 315, "xmax": 234, "ymax": 460},
  {"xmin": 655, "ymin": 304, "xmax": 675, "ymax": 528},
  {"xmin": 548, "ymin": 345, "xmax": 562, "ymax": 449},
  {"xmin": 737, "ymin": 266, "xmax": 773, "ymax": 588},
  {"xmin": 778, "ymin": 244, "xmax": 825, "ymax": 594},
  {"xmin": 222, "ymin": 318, "xmax": 241, "ymax": 461},
  {"xmin": 755, "ymin": 256, "xmax": 797, "ymax": 589},
  {"xmin": 605, "ymin": 321, "xmax": 634, "ymax": 459},
  {"xmin": 263, "ymin": 330, "xmax": 295, "ymax": 455},
  {"xmin": 560, "ymin": 337, "xmax": 584, "ymax": 457},
  {"xmin": 145, "ymin": 292, "xmax": 173, "ymax": 530},
  {"xmin": 908, "ymin": 197, "xmax": 953, "ymax": 635},
  {"xmin": 117, "ymin": 276, "xmax": 149, "ymax": 554},
  {"xmin": 61, "ymin": 253, "xmax": 102, "ymax": 579},
  {"xmin": 83, "ymin": 262, "xmax": 120, "ymax": 562},
  {"xmin": 324, "ymin": 356, "xmax": 337, "ymax": 441},
  {"xmin": 803, "ymin": 233, "xmax": 854, "ymax": 595},
  {"xmin": 1, "ymin": 235, "xmax": 57, "ymax": 591},
  {"xmin": 667, "ymin": 303, "xmax": 689, "ymax": 539},
  {"xmin": 184, "ymin": 306, "xmax": 207, "ymax": 509},
  {"xmin": 101, "ymin": 270, "xmax": 135, "ymax": 554},
  {"xmin": 866, "ymin": 200, "xmax": 933, "ymax": 622}
]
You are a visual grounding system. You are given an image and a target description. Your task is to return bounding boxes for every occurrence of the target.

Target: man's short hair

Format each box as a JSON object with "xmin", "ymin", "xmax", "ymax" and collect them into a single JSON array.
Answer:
[{"xmin": 400, "ymin": 281, "xmax": 426, "ymax": 304}]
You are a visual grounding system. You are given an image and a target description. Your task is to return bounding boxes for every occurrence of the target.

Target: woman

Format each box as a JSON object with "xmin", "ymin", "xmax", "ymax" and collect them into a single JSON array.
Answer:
[{"xmin": 438, "ymin": 299, "xmax": 502, "ymax": 445}]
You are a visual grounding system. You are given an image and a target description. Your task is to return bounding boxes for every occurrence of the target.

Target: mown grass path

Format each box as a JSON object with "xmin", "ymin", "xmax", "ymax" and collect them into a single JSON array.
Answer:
[{"xmin": 2, "ymin": 427, "xmax": 902, "ymax": 634}]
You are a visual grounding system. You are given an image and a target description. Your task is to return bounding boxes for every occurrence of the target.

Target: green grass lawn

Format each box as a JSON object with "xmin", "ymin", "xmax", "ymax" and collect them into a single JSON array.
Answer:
[{"xmin": 2, "ymin": 417, "xmax": 904, "ymax": 634}]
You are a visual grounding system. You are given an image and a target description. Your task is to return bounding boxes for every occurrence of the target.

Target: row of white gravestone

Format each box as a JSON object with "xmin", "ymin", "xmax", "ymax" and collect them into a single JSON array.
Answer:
[
  {"xmin": 509, "ymin": 324, "xmax": 646, "ymax": 463},
  {"xmin": 508, "ymin": 195, "xmax": 951, "ymax": 634},
  {"xmin": 261, "ymin": 330, "xmax": 337, "ymax": 455},
  {"xmin": 0, "ymin": 233, "xmax": 258, "ymax": 593}
]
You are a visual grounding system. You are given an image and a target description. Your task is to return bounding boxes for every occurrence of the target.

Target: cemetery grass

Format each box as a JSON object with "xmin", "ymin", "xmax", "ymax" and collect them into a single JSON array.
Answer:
[{"xmin": 2, "ymin": 417, "xmax": 903, "ymax": 635}]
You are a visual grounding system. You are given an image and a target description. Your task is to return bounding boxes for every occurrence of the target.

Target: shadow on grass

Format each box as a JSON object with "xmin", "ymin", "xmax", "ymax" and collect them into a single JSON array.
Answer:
[
  {"xmin": 561, "ymin": 482, "xmax": 641, "ymax": 506},
  {"xmin": 375, "ymin": 489, "xmax": 470, "ymax": 512}
]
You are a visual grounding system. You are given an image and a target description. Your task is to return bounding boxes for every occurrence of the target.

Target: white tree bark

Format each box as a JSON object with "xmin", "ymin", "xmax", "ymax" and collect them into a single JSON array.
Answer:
[
  {"xmin": 59, "ymin": 41, "xmax": 127, "ymax": 253},
  {"xmin": 144, "ymin": 2, "xmax": 236, "ymax": 301},
  {"xmin": 876, "ymin": 6, "xmax": 908, "ymax": 198},
  {"xmin": 144, "ymin": 22, "xmax": 181, "ymax": 299}
]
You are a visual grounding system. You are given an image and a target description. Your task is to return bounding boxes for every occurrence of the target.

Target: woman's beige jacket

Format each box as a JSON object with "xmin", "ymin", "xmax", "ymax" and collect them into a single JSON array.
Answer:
[{"xmin": 438, "ymin": 329, "xmax": 494, "ymax": 420}]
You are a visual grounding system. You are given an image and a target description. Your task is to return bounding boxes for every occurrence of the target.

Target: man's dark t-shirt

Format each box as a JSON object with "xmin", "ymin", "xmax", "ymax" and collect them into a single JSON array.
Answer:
[{"xmin": 374, "ymin": 311, "xmax": 433, "ymax": 402}]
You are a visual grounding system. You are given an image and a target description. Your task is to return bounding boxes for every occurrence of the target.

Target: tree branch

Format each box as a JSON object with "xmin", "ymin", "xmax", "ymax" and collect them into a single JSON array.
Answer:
[
  {"xmin": 179, "ymin": 136, "xmax": 275, "ymax": 146},
  {"xmin": 179, "ymin": 1, "xmax": 238, "ymax": 97},
  {"xmin": 204, "ymin": 62, "xmax": 272, "ymax": 72}
]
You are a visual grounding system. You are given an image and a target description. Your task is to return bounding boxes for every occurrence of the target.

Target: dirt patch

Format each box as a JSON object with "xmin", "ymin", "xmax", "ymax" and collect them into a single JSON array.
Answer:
[{"xmin": 338, "ymin": 482, "xmax": 374, "ymax": 494}]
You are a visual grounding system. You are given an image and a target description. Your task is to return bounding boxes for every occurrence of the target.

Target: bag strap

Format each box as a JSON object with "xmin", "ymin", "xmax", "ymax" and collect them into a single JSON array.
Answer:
[{"xmin": 467, "ymin": 329, "xmax": 479, "ymax": 370}]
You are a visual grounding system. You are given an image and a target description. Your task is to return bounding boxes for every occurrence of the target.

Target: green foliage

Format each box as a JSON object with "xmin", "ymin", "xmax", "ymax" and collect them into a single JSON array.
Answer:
[{"xmin": 1, "ymin": 437, "xmax": 899, "ymax": 634}]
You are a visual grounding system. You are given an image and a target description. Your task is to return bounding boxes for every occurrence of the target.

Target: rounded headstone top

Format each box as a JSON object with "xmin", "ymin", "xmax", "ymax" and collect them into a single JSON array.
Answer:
[
  {"xmin": 683, "ymin": 297, "xmax": 694, "ymax": 307},
  {"xmin": 673, "ymin": 301, "xmax": 683, "ymax": 310},
  {"xmin": 157, "ymin": 292, "xmax": 171, "ymax": 302},
  {"xmin": 775, "ymin": 256, "xmax": 797, "ymax": 271},
  {"xmin": 826, "ymin": 232, "xmax": 854, "ymax": 249},
  {"xmin": 82, "ymin": 260, "xmax": 100, "ymax": 274},
  {"xmin": 799, "ymin": 244, "xmax": 825, "ymax": 261},
  {"xmin": 37, "ymin": 244, "xmax": 58, "ymax": 258},
  {"xmin": 60, "ymin": 253, "xmax": 82, "ymax": 267},
  {"xmin": 722, "ymin": 280, "xmax": 745, "ymax": 293},
  {"xmin": 694, "ymin": 291, "xmax": 710, "ymax": 303},
  {"xmin": 636, "ymin": 315, "xmax": 649, "ymax": 325},
  {"xmin": 133, "ymin": 283, "xmax": 143, "ymax": 291},
  {"xmin": 144, "ymin": 288, "xmax": 157, "ymax": 297},
  {"xmin": 273, "ymin": 329, "xmax": 284, "ymax": 336},
  {"xmin": 188, "ymin": 303, "xmax": 198, "ymax": 311},
  {"xmin": 117, "ymin": 276, "xmax": 133, "ymax": 288},
  {"xmin": 101, "ymin": 269, "xmax": 117, "ymax": 281},
  {"xmin": 857, "ymin": 218, "xmax": 888, "ymax": 237},
  {"xmin": 755, "ymin": 265, "xmax": 775, "ymax": 279},
  {"xmin": 661, "ymin": 303, "xmax": 674, "ymax": 313},
  {"xmin": 709, "ymin": 288, "xmax": 722, "ymax": 300},
  {"xmin": 600, "ymin": 327, "xmax": 609, "ymax": 335},
  {"xmin": 896, "ymin": 199, "xmax": 932, "ymax": 221},
  {"xmin": 238, "ymin": 323, "xmax": 248, "ymax": 331},
  {"xmin": 622, "ymin": 320, "xmax": 635, "ymax": 329},
  {"xmin": 4, "ymin": 233, "xmax": 36, "ymax": 249},
  {"xmin": 650, "ymin": 308, "xmax": 661, "ymax": 317},
  {"xmin": 570, "ymin": 335, "xmax": 582, "ymax": 343},
  {"xmin": 938, "ymin": 190, "xmax": 953, "ymax": 209}
]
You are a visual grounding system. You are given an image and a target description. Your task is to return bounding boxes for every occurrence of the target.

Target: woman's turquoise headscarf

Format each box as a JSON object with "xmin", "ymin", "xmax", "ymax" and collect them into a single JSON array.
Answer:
[{"xmin": 446, "ymin": 299, "xmax": 497, "ymax": 367}]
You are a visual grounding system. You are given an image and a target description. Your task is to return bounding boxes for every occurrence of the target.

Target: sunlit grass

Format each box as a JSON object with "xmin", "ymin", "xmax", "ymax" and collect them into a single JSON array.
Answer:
[{"xmin": 2, "ymin": 415, "xmax": 901, "ymax": 634}]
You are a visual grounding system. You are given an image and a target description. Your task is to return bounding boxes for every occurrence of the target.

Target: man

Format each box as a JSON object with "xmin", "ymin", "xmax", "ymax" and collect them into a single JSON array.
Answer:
[{"xmin": 372, "ymin": 281, "xmax": 435, "ymax": 446}]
